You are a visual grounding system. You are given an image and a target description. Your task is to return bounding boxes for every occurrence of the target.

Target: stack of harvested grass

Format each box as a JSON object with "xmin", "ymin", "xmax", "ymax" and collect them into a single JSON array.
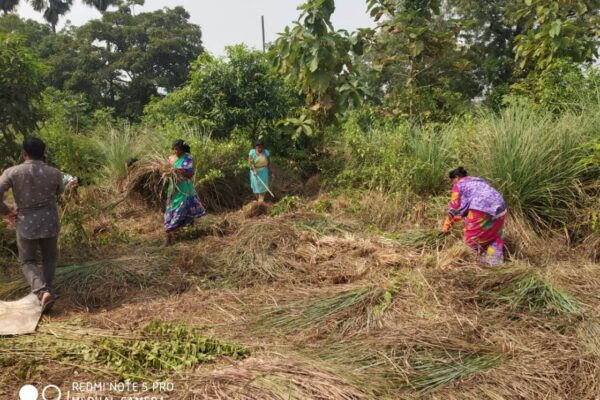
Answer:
[
  {"xmin": 216, "ymin": 219, "xmax": 304, "ymax": 284},
  {"xmin": 309, "ymin": 335, "xmax": 504, "ymax": 397},
  {"xmin": 196, "ymin": 353, "xmax": 368, "ymax": 400},
  {"xmin": 176, "ymin": 215, "xmax": 241, "ymax": 241},
  {"xmin": 256, "ymin": 286, "xmax": 386, "ymax": 337},
  {"xmin": 124, "ymin": 155, "xmax": 177, "ymax": 208},
  {"xmin": 469, "ymin": 265, "xmax": 583, "ymax": 316},
  {"xmin": 242, "ymin": 200, "xmax": 271, "ymax": 218},
  {"xmin": 294, "ymin": 234, "xmax": 412, "ymax": 284},
  {"xmin": 288, "ymin": 212, "xmax": 360, "ymax": 235},
  {"xmin": 0, "ymin": 256, "xmax": 181, "ymax": 309},
  {"xmin": 196, "ymin": 172, "xmax": 251, "ymax": 211},
  {"xmin": 0, "ymin": 320, "xmax": 248, "ymax": 380}
]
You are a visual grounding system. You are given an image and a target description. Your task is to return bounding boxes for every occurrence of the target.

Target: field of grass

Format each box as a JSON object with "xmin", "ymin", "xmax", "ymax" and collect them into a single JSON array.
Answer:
[{"xmin": 1, "ymin": 188, "xmax": 599, "ymax": 399}]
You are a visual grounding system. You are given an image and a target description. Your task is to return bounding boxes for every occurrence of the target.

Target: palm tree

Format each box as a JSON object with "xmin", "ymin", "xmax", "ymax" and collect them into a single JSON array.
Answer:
[
  {"xmin": 0, "ymin": 0, "xmax": 20, "ymax": 15},
  {"xmin": 81, "ymin": 0, "xmax": 117, "ymax": 12},
  {"xmin": 29, "ymin": 0, "xmax": 73, "ymax": 32}
]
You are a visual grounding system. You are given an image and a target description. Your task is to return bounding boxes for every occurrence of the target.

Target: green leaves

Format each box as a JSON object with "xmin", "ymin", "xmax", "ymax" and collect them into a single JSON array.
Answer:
[
  {"xmin": 513, "ymin": 0, "xmax": 600, "ymax": 71},
  {"xmin": 0, "ymin": 33, "xmax": 46, "ymax": 167},
  {"xmin": 274, "ymin": 0, "xmax": 366, "ymax": 122}
]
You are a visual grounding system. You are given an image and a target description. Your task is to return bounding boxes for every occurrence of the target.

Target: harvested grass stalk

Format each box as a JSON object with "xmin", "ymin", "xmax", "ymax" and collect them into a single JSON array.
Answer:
[
  {"xmin": 577, "ymin": 321, "xmax": 600, "ymax": 360},
  {"xmin": 379, "ymin": 228, "xmax": 448, "ymax": 249},
  {"xmin": 310, "ymin": 337, "xmax": 504, "ymax": 396},
  {"xmin": 0, "ymin": 257, "xmax": 175, "ymax": 308},
  {"xmin": 196, "ymin": 353, "xmax": 368, "ymax": 400},
  {"xmin": 242, "ymin": 201, "xmax": 271, "ymax": 218},
  {"xmin": 290, "ymin": 213, "xmax": 359, "ymax": 235},
  {"xmin": 219, "ymin": 220, "xmax": 303, "ymax": 284},
  {"xmin": 407, "ymin": 351, "xmax": 503, "ymax": 393},
  {"xmin": 258, "ymin": 287, "xmax": 384, "ymax": 335},
  {"xmin": 124, "ymin": 155, "xmax": 178, "ymax": 208},
  {"xmin": 0, "ymin": 321, "xmax": 248, "ymax": 380},
  {"xmin": 474, "ymin": 266, "xmax": 583, "ymax": 316}
]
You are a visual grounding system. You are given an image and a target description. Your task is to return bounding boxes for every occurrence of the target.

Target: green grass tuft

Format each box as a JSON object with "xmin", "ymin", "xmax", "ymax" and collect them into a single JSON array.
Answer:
[{"xmin": 478, "ymin": 267, "xmax": 583, "ymax": 316}]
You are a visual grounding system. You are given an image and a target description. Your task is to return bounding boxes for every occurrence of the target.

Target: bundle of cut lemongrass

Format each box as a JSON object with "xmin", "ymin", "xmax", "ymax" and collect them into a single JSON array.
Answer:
[{"xmin": 124, "ymin": 153, "xmax": 180, "ymax": 207}]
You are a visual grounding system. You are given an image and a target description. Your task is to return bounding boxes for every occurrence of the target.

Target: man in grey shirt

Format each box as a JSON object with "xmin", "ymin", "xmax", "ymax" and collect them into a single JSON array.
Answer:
[{"xmin": 0, "ymin": 138, "xmax": 64, "ymax": 312}]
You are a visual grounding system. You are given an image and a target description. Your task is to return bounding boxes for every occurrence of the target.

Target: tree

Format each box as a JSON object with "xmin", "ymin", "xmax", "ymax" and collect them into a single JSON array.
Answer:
[
  {"xmin": 81, "ymin": 0, "xmax": 118, "ymax": 11},
  {"xmin": 0, "ymin": 0, "xmax": 19, "ymax": 15},
  {"xmin": 145, "ymin": 45, "xmax": 298, "ymax": 140},
  {"xmin": 273, "ymin": 0, "xmax": 368, "ymax": 124},
  {"xmin": 62, "ymin": 3, "xmax": 203, "ymax": 119},
  {"xmin": 449, "ymin": 0, "xmax": 520, "ymax": 107},
  {"xmin": 30, "ymin": 0, "xmax": 73, "ymax": 32},
  {"xmin": 513, "ymin": 0, "xmax": 600, "ymax": 71},
  {"xmin": 0, "ymin": 33, "xmax": 46, "ymax": 167},
  {"xmin": 366, "ymin": 0, "xmax": 479, "ymax": 121}
]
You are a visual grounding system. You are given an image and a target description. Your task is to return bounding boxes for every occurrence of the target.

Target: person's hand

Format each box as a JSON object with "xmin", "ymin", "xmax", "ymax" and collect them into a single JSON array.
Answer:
[
  {"xmin": 441, "ymin": 216, "xmax": 453, "ymax": 234},
  {"xmin": 3, "ymin": 209, "xmax": 17, "ymax": 227}
]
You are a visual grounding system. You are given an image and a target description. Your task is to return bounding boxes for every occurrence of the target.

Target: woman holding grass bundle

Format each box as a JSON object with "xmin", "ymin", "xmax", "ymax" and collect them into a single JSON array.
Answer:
[
  {"xmin": 248, "ymin": 140, "xmax": 274, "ymax": 202},
  {"xmin": 164, "ymin": 140, "xmax": 206, "ymax": 245},
  {"xmin": 442, "ymin": 167, "xmax": 507, "ymax": 265}
]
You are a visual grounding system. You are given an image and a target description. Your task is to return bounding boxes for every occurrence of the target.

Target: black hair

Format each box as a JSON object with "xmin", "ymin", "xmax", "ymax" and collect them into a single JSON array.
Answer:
[
  {"xmin": 126, "ymin": 158, "xmax": 139, "ymax": 168},
  {"xmin": 254, "ymin": 139, "xmax": 264, "ymax": 147},
  {"xmin": 449, "ymin": 167, "xmax": 468, "ymax": 180},
  {"xmin": 23, "ymin": 138, "xmax": 46, "ymax": 160},
  {"xmin": 172, "ymin": 139, "xmax": 191, "ymax": 154}
]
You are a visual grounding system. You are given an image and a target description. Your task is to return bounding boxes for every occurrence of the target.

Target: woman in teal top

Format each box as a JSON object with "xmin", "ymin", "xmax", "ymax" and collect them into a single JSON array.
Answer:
[
  {"xmin": 248, "ymin": 140, "xmax": 274, "ymax": 202},
  {"xmin": 164, "ymin": 140, "xmax": 206, "ymax": 244}
]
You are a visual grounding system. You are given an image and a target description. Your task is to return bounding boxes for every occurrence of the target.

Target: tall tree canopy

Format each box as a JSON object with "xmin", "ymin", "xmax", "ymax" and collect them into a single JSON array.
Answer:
[{"xmin": 0, "ymin": 33, "xmax": 46, "ymax": 166}]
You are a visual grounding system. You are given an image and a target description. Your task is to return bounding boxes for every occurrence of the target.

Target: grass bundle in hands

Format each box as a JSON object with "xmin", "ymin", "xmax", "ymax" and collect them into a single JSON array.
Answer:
[{"xmin": 124, "ymin": 154, "xmax": 179, "ymax": 208}]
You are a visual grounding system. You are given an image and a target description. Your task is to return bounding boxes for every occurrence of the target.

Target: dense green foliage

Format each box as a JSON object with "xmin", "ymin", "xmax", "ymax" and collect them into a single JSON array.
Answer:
[
  {"xmin": 145, "ymin": 45, "xmax": 298, "ymax": 140},
  {"xmin": 273, "ymin": 0, "xmax": 368, "ymax": 124},
  {"xmin": 0, "ymin": 33, "xmax": 46, "ymax": 167}
]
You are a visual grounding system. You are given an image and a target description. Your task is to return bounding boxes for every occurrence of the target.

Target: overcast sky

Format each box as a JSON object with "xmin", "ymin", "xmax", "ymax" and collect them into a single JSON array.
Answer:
[{"xmin": 16, "ymin": 1, "xmax": 374, "ymax": 55}]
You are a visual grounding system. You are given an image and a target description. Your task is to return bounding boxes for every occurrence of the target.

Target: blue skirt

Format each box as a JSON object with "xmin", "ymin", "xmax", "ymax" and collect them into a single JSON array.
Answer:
[{"xmin": 250, "ymin": 167, "xmax": 269, "ymax": 194}]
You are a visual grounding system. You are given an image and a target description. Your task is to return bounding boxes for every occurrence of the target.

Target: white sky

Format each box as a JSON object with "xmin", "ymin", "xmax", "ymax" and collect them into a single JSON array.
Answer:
[{"xmin": 16, "ymin": 0, "xmax": 374, "ymax": 55}]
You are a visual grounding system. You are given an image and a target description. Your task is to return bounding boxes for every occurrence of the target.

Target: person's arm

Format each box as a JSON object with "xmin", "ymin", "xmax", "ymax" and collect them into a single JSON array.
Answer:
[
  {"xmin": 248, "ymin": 153, "xmax": 257, "ymax": 175},
  {"xmin": 0, "ymin": 170, "xmax": 16, "ymax": 225},
  {"xmin": 176, "ymin": 156, "xmax": 195, "ymax": 179},
  {"xmin": 442, "ymin": 184, "xmax": 462, "ymax": 233}
]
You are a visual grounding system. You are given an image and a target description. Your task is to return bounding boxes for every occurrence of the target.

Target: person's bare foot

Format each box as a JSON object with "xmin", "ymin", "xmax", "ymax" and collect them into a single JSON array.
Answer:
[{"xmin": 39, "ymin": 292, "xmax": 56, "ymax": 314}]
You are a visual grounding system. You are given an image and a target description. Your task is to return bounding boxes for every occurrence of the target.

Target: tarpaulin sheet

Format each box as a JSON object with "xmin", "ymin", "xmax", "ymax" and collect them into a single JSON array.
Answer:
[{"xmin": 0, "ymin": 294, "xmax": 41, "ymax": 335}]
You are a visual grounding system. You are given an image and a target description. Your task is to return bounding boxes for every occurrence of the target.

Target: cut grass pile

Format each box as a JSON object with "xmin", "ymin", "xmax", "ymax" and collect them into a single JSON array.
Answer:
[
  {"xmin": 0, "ymin": 320, "xmax": 249, "ymax": 380},
  {"xmin": 257, "ymin": 286, "xmax": 386, "ymax": 336},
  {"xmin": 473, "ymin": 266, "xmax": 583, "ymax": 316},
  {"xmin": 310, "ymin": 337, "xmax": 504, "ymax": 397},
  {"xmin": 0, "ymin": 256, "xmax": 182, "ymax": 308},
  {"xmin": 377, "ymin": 227, "xmax": 449, "ymax": 249},
  {"xmin": 197, "ymin": 353, "xmax": 367, "ymax": 400}
]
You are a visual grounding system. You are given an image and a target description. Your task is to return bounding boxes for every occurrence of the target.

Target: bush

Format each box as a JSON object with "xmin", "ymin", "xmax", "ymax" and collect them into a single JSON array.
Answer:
[{"xmin": 324, "ymin": 109, "xmax": 461, "ymax": 195}]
